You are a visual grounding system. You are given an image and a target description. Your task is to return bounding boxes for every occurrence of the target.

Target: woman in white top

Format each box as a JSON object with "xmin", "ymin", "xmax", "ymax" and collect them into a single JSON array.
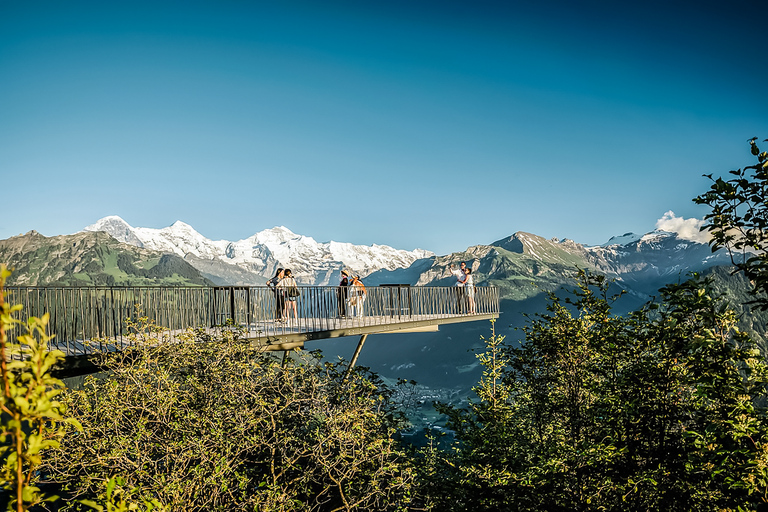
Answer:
[
  {"xmin": 277, "ymin": 269, "xmax": 299, "ymax": 321},
  {"xmin": 464, "ymin": 267, "xmax": 476, "ymax": 314}
]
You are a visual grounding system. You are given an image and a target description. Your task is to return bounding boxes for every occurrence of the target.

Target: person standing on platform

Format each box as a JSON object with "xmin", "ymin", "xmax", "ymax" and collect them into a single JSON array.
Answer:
[
  {"xmin": 464, "ymin": 267, "xmax": 476, "ymax": 314},
  {"xmin": 348, "ymin": 275, "xmax": 367, "ymax": 317},
  {"xmin": 337, "ymin": 270, "xmax": 349, "ymax": 318},
  {"xmin": 278, "ymin": 269, "xmax": 300, "ymax": 322},
  {"xmin": 449, "ymin": 262, "xmax": 467, "ymax": 313},
  {"xmin": 267, "ymin": 268, "xmax": 285, "ymax": 322}
]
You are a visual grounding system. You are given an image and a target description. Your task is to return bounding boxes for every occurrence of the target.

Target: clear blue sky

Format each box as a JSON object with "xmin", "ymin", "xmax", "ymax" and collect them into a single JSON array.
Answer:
[{"xmin": 1, "ymin": 0, "xmax": 766, "ymax": 255}]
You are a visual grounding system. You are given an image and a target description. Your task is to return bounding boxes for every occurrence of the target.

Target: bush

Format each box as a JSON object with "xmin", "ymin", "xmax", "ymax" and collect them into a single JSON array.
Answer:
[
  {"xmin": 419, "ymin": 271, "xmax": 768, "ymax": 511},
  {"xmin": 43, "ymin": 317, "xmax": 414, "ymax": 511}
]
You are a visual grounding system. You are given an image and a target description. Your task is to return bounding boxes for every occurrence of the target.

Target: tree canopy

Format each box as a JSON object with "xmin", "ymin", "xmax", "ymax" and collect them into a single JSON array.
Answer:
[
  {"xmin": 417, "ymin": 272, "xmax": 768, "ymax": 511},
  {"xmin": 695, "ymin": 136, "xmax": 768, "ymax": 310}
]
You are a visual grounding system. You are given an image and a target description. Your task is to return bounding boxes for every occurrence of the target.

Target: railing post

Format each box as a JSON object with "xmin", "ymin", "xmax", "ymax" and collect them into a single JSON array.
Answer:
[
  {"xmin": 246, "ymin": 287, "xmax": 252, "ymax": 328},
  {"xmin": 229, "ymin": 287, "xmax": 235, "ymax": 324}
]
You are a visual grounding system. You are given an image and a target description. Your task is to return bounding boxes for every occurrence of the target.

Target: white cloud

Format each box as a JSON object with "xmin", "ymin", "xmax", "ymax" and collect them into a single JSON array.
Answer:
[{"xmin": 655, "ymin": 211, "xmax": 711, "ymax": 244}]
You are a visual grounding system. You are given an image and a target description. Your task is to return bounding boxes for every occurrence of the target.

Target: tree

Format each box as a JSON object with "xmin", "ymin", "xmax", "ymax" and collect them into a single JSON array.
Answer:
[
  {"xmin": 0, "ymin": 267, "xmax": 163, "ymax": 512},
  {"xmin": 0, "ymin": 265, "xmax": 80, "ymax": 511},
  {"xmin": 419, "ymin": 271, "xmax": 768, "ymax": 511},
  {"xmin": 43, "ymin": 316, "xmax": 415, "ymax": 511},
  {"xmin": 694, "ymin": 136, "xmax": 768, "ymax": 310}
]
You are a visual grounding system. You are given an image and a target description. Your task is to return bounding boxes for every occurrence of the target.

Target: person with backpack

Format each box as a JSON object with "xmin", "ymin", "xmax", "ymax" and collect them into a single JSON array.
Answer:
[
  {"xmin": 277, "ymin": 268, "xmax": 300, "ymax": 322},
  {"xmin": 348, "ymin": 275, "xmax": 366, "ymax": 317}
]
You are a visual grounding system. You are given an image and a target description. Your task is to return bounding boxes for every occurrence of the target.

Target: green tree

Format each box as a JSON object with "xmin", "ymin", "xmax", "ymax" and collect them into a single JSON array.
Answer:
[
  {"xmin": 0, "ymin": 265, "xmax": 81, "ymax": 511},
  {"xmin": 44, "ymin": 316, "xmax": 415, "ymax": 511},
  {"xmin": 694, "ymin": 136, "xmax": 768, "ymax": 310},
  {"xmin": 420, "ymin": 271, "xmax": 768, "ymax": 511}
]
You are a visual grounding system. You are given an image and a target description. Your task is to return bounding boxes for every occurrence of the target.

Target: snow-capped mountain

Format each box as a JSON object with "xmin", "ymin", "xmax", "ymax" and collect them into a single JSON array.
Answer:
[
  {"xmin": 600, "ymin": 232, "xmax": 643, "ymax": 247},
  {"xmin": 584, "ymin": 230, "xmax": 733, "ymax": 291},
  {"xmin": 363, "ymin": 228, "xmax": 733, "ymax": 300},
  {"xmin": 83, "ymin": 216, "xmax": 434, "ymax": 285}
]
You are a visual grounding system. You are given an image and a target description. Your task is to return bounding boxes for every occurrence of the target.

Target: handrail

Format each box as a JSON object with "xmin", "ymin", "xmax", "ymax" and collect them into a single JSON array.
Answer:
[{"xmin": 4, "ymin": 285, "xmax": 500, "ymax": 356}]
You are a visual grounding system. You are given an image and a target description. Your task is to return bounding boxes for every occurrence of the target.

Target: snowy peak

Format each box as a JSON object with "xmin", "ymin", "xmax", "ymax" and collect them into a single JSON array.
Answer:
[
  {"xmin": 84, "ymin": 216, "xmax": 144, "ymax": 248},
  {"xmin": 82, "ymin": 216, "xmax": 434, "ymax": 285},
  {"xmin": 600, "ymin": 232, "xmax": 642, "ymax": 247},
  {"xmin": 252, "ymin": 226, "xmax": 299, "ymax": 245},
  {"xmin": 598, "ymin": 230, "xmax": 678, "ymax": 248}
]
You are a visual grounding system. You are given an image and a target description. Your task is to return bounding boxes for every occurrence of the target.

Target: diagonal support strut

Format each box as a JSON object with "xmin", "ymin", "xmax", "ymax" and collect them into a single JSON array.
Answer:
[{"xmin": 343, "ymin": 334, "xmax": 368, "ymax": 381}]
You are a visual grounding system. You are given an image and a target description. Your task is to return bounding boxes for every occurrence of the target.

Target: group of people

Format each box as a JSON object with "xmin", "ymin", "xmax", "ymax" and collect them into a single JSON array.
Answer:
[
  {"xmin": 266, "ymin": 268, "xmax": 300, "ymax": 322},
  {"xmin": 448, "ymin": 261, "xmax": 476, "ymax": 314},
  {"xmin": 336, "ymin": 270, "xmax": 367, "ymax": 318},
  {"xmin": 267, "ymin": 263, "xmax": 474, "ymax": 322},
  {"xmin": 266, "ymin": 268, "xmax": 368, "ymax": 323}
]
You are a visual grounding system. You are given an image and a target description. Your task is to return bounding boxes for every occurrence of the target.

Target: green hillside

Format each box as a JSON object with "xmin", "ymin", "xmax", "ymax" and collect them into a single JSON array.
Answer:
[{"xmin": 0, "ymin": 230, "xmax": 213, "ymax": 286}]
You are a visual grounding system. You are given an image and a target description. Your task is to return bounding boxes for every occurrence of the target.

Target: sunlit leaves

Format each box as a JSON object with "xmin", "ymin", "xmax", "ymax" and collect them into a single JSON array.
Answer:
[
  {"xmin": 694, "ymin": 137, "xmax": 768, "ymax": 310},
  {"xmin": 421, "ymin": 271, "xmax": 768, "ymax": 511},
  {"xmin": 44, "ymin": 318, "xmax": 415, "ymax": 511},
  {"xmin": 0, "ymin": 265, "xmax": 79, "ymax": 512}
]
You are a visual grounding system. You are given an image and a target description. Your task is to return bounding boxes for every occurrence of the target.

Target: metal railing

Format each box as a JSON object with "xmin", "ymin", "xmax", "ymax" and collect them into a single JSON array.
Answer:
[{"xmin": 4, "ymin": 285, "xmax": 499, "ymax": 356}]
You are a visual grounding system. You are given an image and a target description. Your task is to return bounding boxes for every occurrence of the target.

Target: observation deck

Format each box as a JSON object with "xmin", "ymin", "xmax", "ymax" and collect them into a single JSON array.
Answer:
[{"xmin": 6, "ymin": 285, "xmax": 499, "ymax": 374}]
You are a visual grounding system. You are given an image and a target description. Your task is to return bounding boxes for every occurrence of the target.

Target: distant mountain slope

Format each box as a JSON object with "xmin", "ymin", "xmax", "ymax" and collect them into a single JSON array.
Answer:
[
  {"xmin": 702, "ymin": 265, "xmax": 768, "ymax": 352},
  {"xmin": 366, "ymin": 230, "xmax": 733, "ymax": 301},
  {"xmin": 83, "ymin": 216, "xmax": 434, "ymax": 285},
  {"xmin": 0, "ymin": 231, "xmax": 212, "ymax": 286}
]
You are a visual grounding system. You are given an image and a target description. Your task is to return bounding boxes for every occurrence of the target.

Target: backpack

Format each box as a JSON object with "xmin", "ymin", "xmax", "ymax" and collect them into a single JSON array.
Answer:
[
  {"xmin": 286, "ymin": 278, "xmax": 300, "ymax": 297},
  {"xmin": 353, "ymin": 278, "xmax": 366, "ymax": 296}
]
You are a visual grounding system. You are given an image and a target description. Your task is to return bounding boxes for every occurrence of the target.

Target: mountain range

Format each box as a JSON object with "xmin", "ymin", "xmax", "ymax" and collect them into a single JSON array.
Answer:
[
  {"xmin": 0, "ymin": 230, "xmax": 211, "ymax": 287},
  {"xmin": 3, "ymin": 215, "xmax": 765, "ymax": 429},
  {"xmin": 76, "ymin": 215, "xmax": 735, "ymax": 299},
  {"xmin": 83, "ymin": 216, "xmax": 434, "ymax": 286},
  {"xmin": 1, "ymin": 216, "xmax": 737, "ymax": 299}
]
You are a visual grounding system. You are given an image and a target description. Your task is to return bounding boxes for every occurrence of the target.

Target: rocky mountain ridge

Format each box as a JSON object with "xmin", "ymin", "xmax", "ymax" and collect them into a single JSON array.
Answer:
[
  {"xmin": 364, "ymin": 229, "xmax": 733, "ymax": 300},
  {"xmin": 83, "ymin": 216, "xmax": 434, "ymax": 285},
  {"xmin": 2, "ymin": 216, "xmax": 735, "ymax": 300},
  {"xmin": 0, "ymin": 230, "xmax": 211, "ymax": 286}
]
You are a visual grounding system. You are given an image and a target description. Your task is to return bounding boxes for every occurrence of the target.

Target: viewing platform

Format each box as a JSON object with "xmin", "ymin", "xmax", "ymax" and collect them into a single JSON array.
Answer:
[{"xmin": 5, "ymin": 284, "xmax": 500, "ymax": 358}]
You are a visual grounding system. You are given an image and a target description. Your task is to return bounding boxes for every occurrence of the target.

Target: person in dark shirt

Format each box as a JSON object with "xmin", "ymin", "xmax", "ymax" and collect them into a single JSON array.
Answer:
[
  {"xmin": 337, "ymin": 269, "xmax": 349, "ymax": 317},
  {"xmin": 266, "ymin": 268, "xmax": 285, "ymax": 321}
]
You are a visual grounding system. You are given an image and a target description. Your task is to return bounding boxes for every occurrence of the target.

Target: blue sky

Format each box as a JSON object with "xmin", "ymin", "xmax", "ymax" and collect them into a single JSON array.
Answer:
[{"xmin": 1, "ymin": 0, "xmax": 766, "ymax": 255}]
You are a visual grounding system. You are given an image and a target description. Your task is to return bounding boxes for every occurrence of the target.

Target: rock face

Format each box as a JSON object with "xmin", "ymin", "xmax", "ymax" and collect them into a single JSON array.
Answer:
[
  {"xmin": 364, "ymin": 230, "xmax": 733, "ymax": 300},
  {"xmin": 83, "ymin": 216, "xmax": 433, "ymax": 285},
  {"xmin": 4, "ymin": 217, "xmax": 735, "ymax": 296},
  {"xmin": 0, "ymin": 230, "xmax": 212, "ymax": 286}
]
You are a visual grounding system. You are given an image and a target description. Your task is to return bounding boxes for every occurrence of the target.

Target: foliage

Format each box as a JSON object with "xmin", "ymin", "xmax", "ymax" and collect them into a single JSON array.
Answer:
[
  {"xmin": 0, "ymin": 264, "xmax": 81, "ymax": 511},
  {"xmin": 78, "ymin": 477, "xmax": 164, "ymax": 512},
  {"xmin": 43, "ymin": 316, "xmax": 415, "ymax": 511},
  {"xmin": 694, "ymin": 136, "xmax": 768, "ymax": 310},
  {"xmin": 419, "ymin": 271, "xmax": 768, "ymax": 511}
]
